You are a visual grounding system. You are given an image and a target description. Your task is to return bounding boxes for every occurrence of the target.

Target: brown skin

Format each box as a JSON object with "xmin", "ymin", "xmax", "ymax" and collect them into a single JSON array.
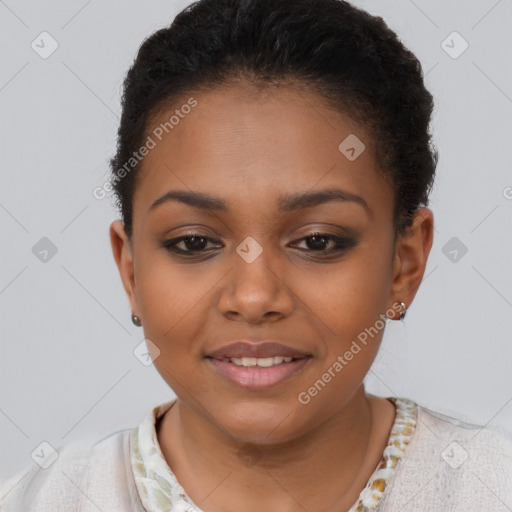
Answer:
[{"xmin": 110, "ymin": 83, "xmax": 434, "ymax": 512}]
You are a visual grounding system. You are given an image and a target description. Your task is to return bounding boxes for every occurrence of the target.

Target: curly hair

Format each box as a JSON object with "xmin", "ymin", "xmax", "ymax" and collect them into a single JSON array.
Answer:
[{"xmin": 109, "ymin": 0, "xmax": 438, "ymax": 240}]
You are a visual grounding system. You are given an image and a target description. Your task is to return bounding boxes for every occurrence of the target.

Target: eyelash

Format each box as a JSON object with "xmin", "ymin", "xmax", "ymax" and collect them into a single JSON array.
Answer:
[{"xmin": 162, "ymin": 231, "xmax": 358, "ymax": 258}]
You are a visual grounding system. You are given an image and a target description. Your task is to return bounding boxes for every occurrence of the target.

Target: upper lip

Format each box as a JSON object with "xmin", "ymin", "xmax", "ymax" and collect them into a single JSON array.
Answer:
[{"xmin": 207, "ymin": 341, "xmax": 312, "ymax": 360}]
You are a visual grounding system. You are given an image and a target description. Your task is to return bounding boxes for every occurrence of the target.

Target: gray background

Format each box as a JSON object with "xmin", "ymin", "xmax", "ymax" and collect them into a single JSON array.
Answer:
[{"xmin": 1, "ymin": 0, "xmax": 511, "ymax": 476}]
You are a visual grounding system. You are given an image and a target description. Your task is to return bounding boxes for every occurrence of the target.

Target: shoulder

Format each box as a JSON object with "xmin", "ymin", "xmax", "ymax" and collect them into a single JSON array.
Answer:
[
  {"xmin": 0, "ymin": 436, "xmax": 95, "ymax": 510},
  {"xmin": 416, "ymin": 403, "xmax": 512, "ymax": 471},
  {"xmin": 0, "ymin": 428, "xmax": 142, "ymax": 511},
  {"xmin": 380, "ymin": 400, "xmax": 512, "ymax": 511}
]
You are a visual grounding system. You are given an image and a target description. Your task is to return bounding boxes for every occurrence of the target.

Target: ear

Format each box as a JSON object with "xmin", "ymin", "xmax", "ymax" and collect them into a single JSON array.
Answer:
[
  {"xmin": 387, "ymin": 208, "xmax": 434, "ymax": 320},
  {"xmin": 109, "ymin": 220, "xmax": 140, "ymax": 318}
]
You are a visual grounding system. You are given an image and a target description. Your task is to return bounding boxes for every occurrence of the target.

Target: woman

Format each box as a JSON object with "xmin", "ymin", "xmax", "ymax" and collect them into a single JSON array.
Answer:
[{"xmin": 1, "ymin": 0, "xmax": 511, "ymax": 510}]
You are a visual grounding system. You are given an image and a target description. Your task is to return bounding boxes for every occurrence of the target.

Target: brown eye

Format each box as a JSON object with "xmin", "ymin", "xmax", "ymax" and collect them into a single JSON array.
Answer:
[
  {"xmin": 292, "ymin": 232, "xmax": 358, "ymax": 253},
  {"xmin": 162, "ymin": 233, "xmax": 220, "ymax": 254}
]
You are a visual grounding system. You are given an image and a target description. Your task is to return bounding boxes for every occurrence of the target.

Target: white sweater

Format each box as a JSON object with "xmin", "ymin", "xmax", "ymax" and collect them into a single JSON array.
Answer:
[{"xmin": 1, "ymin": 398, "xmax": 511, "ymax": 512}]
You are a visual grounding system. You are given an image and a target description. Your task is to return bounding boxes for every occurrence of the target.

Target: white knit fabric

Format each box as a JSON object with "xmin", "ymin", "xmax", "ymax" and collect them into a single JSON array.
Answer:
[{"xmin": 1, "ymin": 398, "xmax": 511, "ymax": 512}]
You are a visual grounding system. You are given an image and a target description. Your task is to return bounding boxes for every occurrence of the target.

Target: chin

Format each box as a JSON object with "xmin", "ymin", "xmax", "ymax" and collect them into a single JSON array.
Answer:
[{"xmin": 211, "ymin": 404, "xmax": 303, "ymax": 446}]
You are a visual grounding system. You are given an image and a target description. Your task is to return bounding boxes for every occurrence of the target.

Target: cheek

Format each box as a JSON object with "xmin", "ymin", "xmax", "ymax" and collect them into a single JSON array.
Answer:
[
  {"xmin": 293, "ymin": 255, "xmax": 392, "ymax": 402},
  {"xmin": 134, "ymin": 256, "xmax": 212, "ymax": 362},
  {"xmin": 135, "ymin": 250, "xmax": 209, "ymax": 325},
  {"xmin": 296, "ymin": 254, "xmax": 391, "ymax": 339},
  {"xmin": 291, "ymin": 260, "xmax": 390, "ymax": 425}
]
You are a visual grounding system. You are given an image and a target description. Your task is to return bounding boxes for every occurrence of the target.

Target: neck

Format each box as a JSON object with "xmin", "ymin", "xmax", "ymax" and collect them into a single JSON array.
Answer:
[{"xmin": 157, "ymin": 387, "xmax": 395, "ymax": 512}]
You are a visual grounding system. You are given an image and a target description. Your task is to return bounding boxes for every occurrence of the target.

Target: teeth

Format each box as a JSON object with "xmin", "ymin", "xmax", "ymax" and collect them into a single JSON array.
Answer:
[{"xmin": 229, "ymin": 356, "xmax": 294, "ymax": 367}]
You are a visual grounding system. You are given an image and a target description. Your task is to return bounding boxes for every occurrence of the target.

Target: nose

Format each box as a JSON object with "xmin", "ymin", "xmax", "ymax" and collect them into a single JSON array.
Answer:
[{"xmin": 217, "ymin": 243, "xmax": 294, "ymax": 324}]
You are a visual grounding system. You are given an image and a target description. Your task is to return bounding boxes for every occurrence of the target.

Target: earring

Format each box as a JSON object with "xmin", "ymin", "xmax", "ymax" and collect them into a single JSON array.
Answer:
[
  {"xmin": 399, "ymin": 302, "xmax": 407, "ymax": 321},
  {"xmin": 386, "ymin": 301, "xmax": 407, "ymax": 321},
  {"xmin": 131, "ymin": 313, "xmax": 142, "ymax": 327}
]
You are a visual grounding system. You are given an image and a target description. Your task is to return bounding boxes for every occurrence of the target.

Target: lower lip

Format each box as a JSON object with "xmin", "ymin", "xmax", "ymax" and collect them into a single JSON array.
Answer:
[{"xmin": 206, "ymin": 357, "xmax": 312, "ymax": 390}]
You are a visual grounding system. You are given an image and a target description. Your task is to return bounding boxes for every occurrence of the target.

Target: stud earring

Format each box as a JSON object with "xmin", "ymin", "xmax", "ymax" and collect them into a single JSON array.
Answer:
[
  {"xmin": 399, "ymin": 301, "xmax": 407, "ymax": 321},
  {"xmin": 386, "ymin": 301, "xmax": 407, "ymax": 321},
  {"xmin": 131, "ymin": 313, "xmax": 142, "ymax": 327}
]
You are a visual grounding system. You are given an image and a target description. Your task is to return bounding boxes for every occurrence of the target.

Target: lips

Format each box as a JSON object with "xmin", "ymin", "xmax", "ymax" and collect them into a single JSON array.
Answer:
[
  {"xmin": 207, "ymin": 356, "xmax": 312, "ymax": 390},
  {"xmin": 206, "ymin": 341, "xmax": 311, "ymax": 360}
]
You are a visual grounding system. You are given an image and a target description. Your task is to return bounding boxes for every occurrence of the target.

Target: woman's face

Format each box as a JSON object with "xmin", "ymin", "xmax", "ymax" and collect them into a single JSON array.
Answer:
[{"xmin": 111, "ymin": 83, "xmax": 429, "ymax": 444}]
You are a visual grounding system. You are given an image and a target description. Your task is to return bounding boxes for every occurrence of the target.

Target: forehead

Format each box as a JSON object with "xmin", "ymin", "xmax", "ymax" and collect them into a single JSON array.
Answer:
[{"xmin": 133, "ymin": 83, "xmax": 392, "ymax": 220}]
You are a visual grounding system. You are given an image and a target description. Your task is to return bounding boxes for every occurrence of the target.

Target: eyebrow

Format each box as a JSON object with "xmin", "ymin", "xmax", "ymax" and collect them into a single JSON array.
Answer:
[{"xmin": 148, "ymin": 187, "xmax": 371, "ymax": 216}]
